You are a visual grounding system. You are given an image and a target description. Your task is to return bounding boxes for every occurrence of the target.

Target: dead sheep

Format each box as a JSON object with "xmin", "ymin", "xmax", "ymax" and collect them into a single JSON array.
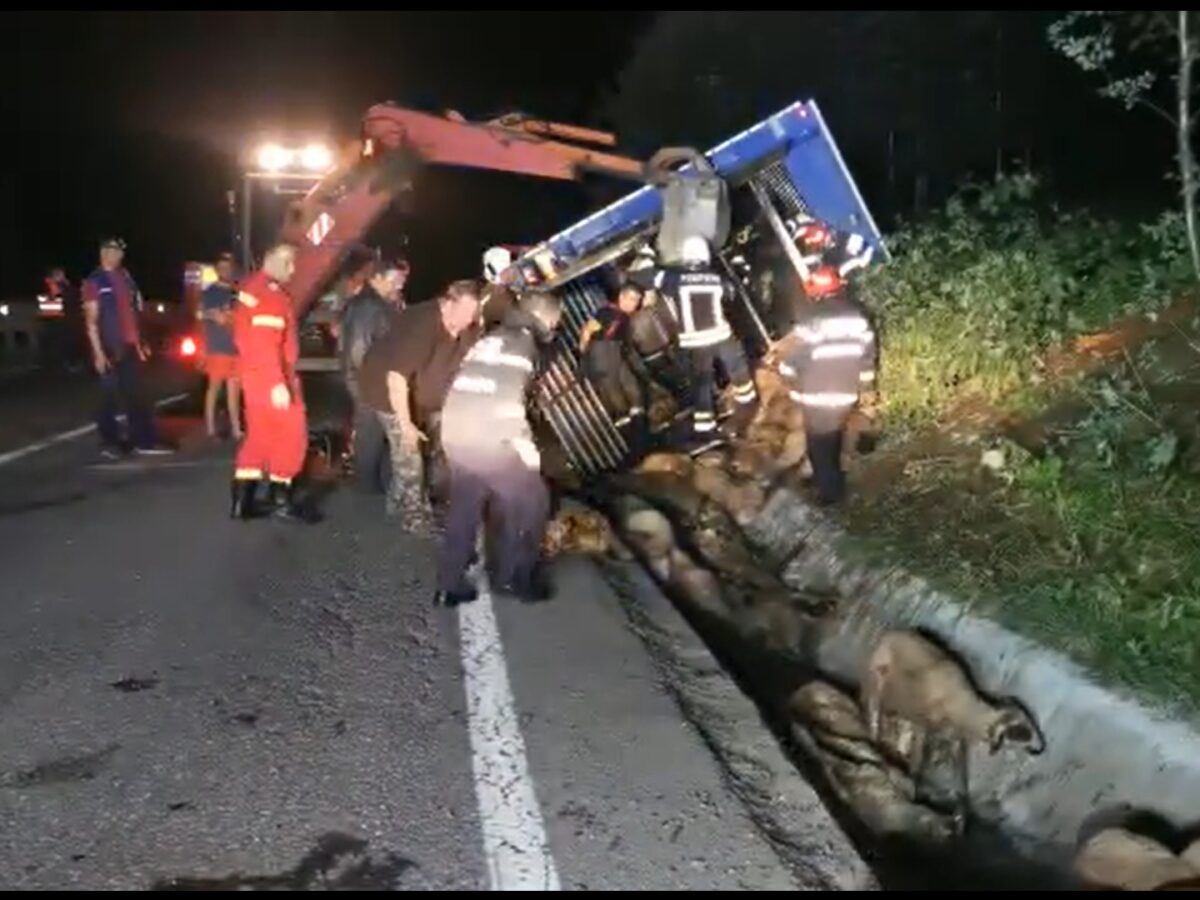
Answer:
[
  {"xmin": 789, "ymin": 681, "xmax": 876, "ymax": 751},
  {"xmin": 779, "ymin": 429, "xmax": 809, "ymax": 470},
  {"xmin": 753, "ymin": 365, "xmax": 785, "ymax": 400},
  {"xmin": 734, "ymin": 591, "xmax": 809, "ymax": 651},
  {"xmin": 862, "ymin": 630, "xmax": 1044, "ymax": 756},
  {"xmin": 788, "ymin": 714, "xmax": 964, "ymax": 845},
  {"xmin": 1075, "ymin": 827, "xmax": 1200, "ymax": 891},
  {"xmin": 617, "ymin": 471, "xmax": 705, "ymax": 520},
  {"xmin": 692, "ymin": 466, "xmax": 766, "ymax": 522},
  {"xmin": 821, "ymin": 757, "xmax": 962, "ymax": 844},
  {"xmin": 1183, "ymin": 838, "xmax": 1200, "ymax": 871},
  {"xmin": 666, "ymin": 548, "xmax": 728, "ymax": 618},
  {"xmin": 790, "ymin": 681, "xmax": 969, "ymax": 818},
  {"xmin": 638, "ymin": 452, "xmax": 694, "ymax": 479},
  {"xmin": 729, "ymin": 443, "xmax": 775, "ymax": 480},
  {"xmin": 542, "ymin": 506, "xmax": 613, "ymax": 558},
  {"xmin": 621, "ymin": 507, "xmax": 676, "ymax": 564},
  {"xmin": 689, "ymin": 520, "xmax": 776, "ymax": 593}
]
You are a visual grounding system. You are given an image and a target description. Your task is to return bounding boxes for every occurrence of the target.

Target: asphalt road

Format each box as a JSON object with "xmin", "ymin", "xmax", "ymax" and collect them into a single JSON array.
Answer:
[{"xmin": 0, "ymin": 388, "xmax": 867, "ymax": 891}]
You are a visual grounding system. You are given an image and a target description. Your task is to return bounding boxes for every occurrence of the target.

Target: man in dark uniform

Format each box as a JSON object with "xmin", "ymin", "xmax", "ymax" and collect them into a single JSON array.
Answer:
[
  {"xmin": 778, "ymin": 264, "xmax": 877, "ymax": 505},
  {"xmin": 630, "ymin": 235, "xmax": 758, "ymax": 452},
  {"xmin": 436, "ymin": 291, "xmax": 561, "ymax": 607}
]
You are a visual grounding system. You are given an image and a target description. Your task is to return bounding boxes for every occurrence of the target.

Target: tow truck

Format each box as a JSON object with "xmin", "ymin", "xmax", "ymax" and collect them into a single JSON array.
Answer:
[
  {"xmin": 180, "ymin": 105, "xmax": 645, "ymax": 371},
  {"xmin": 184, "ymin": 99, "xmax": 884, "ymax": 475}
]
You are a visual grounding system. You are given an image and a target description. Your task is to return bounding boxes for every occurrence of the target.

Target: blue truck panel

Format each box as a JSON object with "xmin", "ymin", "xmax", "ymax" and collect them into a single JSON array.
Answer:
[{"xmin": 526, "ymin": 100, "xmax": 886, "ymax": 279}]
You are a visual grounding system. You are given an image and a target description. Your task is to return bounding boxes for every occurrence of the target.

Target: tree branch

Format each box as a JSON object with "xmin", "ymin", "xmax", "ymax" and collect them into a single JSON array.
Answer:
[{"xmin": 1137, "ymin": 96, "xmax": 1180, "ymax": 127}]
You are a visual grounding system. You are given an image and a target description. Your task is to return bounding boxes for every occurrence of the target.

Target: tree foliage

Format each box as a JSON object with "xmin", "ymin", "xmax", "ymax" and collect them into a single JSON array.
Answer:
[{"xmin": 1048, "ymin": 10, "xmax": 1200, "ymax": 280}]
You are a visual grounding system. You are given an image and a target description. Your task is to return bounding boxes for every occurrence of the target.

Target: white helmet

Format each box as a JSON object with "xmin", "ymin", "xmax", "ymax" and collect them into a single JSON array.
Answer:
[
  {"xmin": 680, "ymin": 235, "xmax": 710, "ymax": 266},
  {"xmin": 483, "ymin": 246, "xmax": 513, "ymax": 284}
]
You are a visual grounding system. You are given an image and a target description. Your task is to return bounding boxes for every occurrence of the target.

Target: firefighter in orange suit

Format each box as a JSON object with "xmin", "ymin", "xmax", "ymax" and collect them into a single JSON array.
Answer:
[{"xmin": 229, "ymin": 243, "xmax": 312, "ymax": 521}]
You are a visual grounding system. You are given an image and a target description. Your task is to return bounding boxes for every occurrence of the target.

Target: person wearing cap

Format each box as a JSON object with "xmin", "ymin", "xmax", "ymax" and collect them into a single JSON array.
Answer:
[
  {"xmin": 340, "ymin": 258, "xmax": 410, "ymax": 494},
  {"xmin": 82, "ymin": 237, "xmax": 171, "ymax": 457},
  {"xmin": 229, "ymin": 243, "xmax": 314, "ymax": 522},
  {"xmin": 628, "ymin": 235, "xmax": 758, "ymax": 454},
  {"xmin": 778, "ymin": 264, "xmax": 877, "ymax": 506},
  {"xmin": 200, "ymin": 252, "xmax": 242, "ymax": 441}
]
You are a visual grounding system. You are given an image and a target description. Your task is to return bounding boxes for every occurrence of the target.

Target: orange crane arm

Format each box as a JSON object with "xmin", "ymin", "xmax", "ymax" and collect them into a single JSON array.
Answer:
[{"xmin": 281, "ymin": 103, "xmax": 644, "ymax": 317}]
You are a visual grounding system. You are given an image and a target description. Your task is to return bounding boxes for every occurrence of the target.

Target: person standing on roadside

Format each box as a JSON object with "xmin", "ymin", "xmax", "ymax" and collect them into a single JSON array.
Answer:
[
  {"xmin": 341, "ymin": 259, "xmax": 410, "ymax": 493},
  {"xmin": 200, "ymin": 252, "xmax": 242, "ymax": 441},
  {"xmin": 82, "ymin": 237, "xmax": 172, "ymax": 458}
]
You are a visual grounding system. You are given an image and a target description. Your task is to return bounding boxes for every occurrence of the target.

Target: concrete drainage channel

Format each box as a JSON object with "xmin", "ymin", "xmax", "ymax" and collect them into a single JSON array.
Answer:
[{"xmin": 563, "ymin": 373, "xmax": 1200, "ymax": 891}]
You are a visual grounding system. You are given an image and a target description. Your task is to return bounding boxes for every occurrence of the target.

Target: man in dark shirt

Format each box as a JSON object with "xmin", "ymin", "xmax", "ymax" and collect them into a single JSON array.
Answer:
[
  {"xmin": 200, "ymin": 252, "xmax": 241, "ymax": 440},
  {"xmin": 82, "ymin": 237, "xmax": 171, "ymax": 458},
  {"xmin": 579, "ymin": 280, "xmax": 649, "ymax": 456},
  {"xmin": 340, "ymin": 260, "xmax": 409, "ymax": 493},
  {"xmin": 357, "ymin": 279, "xmax": 482, "ymax": 523}
]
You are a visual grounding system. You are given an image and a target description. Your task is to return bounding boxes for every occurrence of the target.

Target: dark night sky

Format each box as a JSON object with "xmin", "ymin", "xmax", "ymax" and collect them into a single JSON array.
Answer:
[
  {"xmin": 0, "ymin": 11, "xmax": 652, "ymax": 299},
  {"xmin": 0, "ymin": 11, "xmax": 1176, "ymax": 300}
]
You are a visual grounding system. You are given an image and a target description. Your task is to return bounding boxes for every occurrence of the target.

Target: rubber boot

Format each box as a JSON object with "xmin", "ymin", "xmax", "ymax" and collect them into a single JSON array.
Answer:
[
  {"xmin": 230, "ymin": 479, "xmax": 258, "ymax": 520},
  {"xmin": 434, "ymin": 585, "xmax": 479, "ymax": 607},
  {"xmin": 268, "ymin": 481, "xmax": 322, "ymax": 524},
  {"xmin": 514, "ymin": 565, "xmax": 554, "ymax": 604},
  {"xmin": 497, "ymin": 562, "xmax": 554, "ymax": 604}
]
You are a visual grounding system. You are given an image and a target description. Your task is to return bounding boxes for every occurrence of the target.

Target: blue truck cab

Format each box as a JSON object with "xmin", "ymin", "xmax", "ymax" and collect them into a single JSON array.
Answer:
[{"xmin": 514, "ymin": 100, "xmax": 887, "ymax": 476}]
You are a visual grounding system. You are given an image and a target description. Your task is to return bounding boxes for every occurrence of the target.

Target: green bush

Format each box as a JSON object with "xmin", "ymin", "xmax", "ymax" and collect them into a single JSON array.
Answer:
[
  {"xmin": 861, "ymin": 173, "xmax": 1194, "ymax": 427},
  {"xmin": 847, "ymin": 175, "xmax": 1200, "ymax": 708}
]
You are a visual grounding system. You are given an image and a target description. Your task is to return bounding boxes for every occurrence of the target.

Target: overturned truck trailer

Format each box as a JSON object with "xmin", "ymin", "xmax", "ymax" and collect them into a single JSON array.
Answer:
[{"xmin": 514, "ymin": 100, "xmax": 888, "ymax": 478}]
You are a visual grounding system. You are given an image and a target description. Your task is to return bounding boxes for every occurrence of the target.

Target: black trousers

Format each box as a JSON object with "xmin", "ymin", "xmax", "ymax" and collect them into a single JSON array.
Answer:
[
  {"xmin": 804, "ymin": 406, "xmax": 851, "ymax": 504},
  {"xmin": 583, "ymin": 350, "xmax": 644, "ymax": 420},
  {"xmin": 422, "ymin": 411, "xmax": 452, "ymax": 512},
  {"xmin": 97, "ymin": 346, "xmax": 157, "ymax": 450},
  {"xmin": 643, "ymin": 350, "xmax": 690, "ymax": 402},
  {"xmin": 437, "ymin": 446, "xmax": 550, "ymax": 594},
  {"xmin": 686, "ymin": 337, "xmax": 753, "ymax": 433},
  {"xmin": 352, "ymin": 401, "xmax": 389, "ymax": 494}
]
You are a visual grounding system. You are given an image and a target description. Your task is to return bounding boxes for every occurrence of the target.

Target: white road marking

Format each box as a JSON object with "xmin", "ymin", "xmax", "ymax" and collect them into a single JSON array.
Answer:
[
  {"xmin": 87, "ymin": 460, "xmax": 228, "ymax": 471},
  {"xmin": 458, "ymin": 565, "xmax": 561, "ymax": 891},
  {"xmin": 0, "ymin": 393, "xmax": 189, "ymax": 468}
]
